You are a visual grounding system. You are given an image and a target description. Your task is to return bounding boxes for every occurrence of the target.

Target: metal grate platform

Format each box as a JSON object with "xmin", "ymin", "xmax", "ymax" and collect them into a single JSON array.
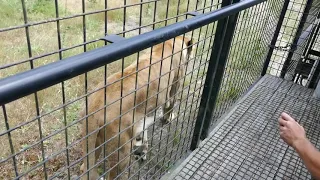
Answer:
[{"xmin": 163, "ymin": 75, "xmax": 320, "ymax": 180}]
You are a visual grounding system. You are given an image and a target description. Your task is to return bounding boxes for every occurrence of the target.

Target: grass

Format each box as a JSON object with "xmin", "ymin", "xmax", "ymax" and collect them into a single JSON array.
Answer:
[
  {"xmin": 27, "ymin": 0, "xmax": 57, "ymax": 20},
  {"xmin": 173, "ymin": 130, "xmax": 181, "ymax": 146},
  {"xmin": 0, "ymin": 1, "xmax": 23, "ymax": 28}
]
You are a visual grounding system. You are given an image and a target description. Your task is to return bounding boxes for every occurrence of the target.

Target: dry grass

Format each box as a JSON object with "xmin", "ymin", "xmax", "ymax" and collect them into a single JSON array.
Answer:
[{"xmin": 0, "ymin": 0, "xmax": 219, "ymax": 179}]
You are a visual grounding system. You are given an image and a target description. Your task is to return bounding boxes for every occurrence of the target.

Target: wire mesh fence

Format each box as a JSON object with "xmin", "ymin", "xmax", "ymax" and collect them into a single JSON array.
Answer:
[
  {"xmin": 0, "ymin": 0, "xmax": 221, "ymax": 79},
  {"xmin": 267, "ymin": 0, "xmax": 320, "ymax": 87},
  {"xmin": 210, "ymin": 0, "xmax": 286, "ymax": 123},
  {"xmin": 0, "ymin": 0, "xmax": 224, "ymax": 179},
  {"xmin": 1, "ymin": 0, "xmax": 318, "ymax": 179}
]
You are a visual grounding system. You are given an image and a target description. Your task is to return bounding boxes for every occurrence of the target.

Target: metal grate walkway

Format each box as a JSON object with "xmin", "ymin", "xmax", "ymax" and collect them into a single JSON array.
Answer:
[{"xmin": 163, "ymin": 75, "xmax": 320, "ymax": 180}]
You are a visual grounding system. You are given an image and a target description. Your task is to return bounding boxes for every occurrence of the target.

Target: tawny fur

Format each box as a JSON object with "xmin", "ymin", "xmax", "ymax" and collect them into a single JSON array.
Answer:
[{"xmin": 80, "ymin": 36, "xmax": 193, "ymax": 180}]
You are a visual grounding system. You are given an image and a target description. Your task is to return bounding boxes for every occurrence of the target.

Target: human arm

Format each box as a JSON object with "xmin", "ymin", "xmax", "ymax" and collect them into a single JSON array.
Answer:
[
  {"xmin": 279, "ymin": 112, "xmax": 320, "ymax": 179},
  {"xmin": 293, "ymin": 137, "xmax": 320, "ymax": 179}
]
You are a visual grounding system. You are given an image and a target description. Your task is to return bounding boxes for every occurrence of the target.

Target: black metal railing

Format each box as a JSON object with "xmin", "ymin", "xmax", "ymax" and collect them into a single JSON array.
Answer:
[{"xmin": 0, "ymin": 0, "xmax": 266, "ymax": 105}]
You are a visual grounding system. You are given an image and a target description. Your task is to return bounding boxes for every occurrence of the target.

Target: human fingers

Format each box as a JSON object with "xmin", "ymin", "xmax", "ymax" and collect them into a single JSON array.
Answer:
[
  {"xmin": 279, "ymin": 126, "xmax": 286, "ymax": 131},
  {"xmin": 279, "ymin": 118, "xmax": 287, "ymax": 127},
  {"xmin": 281, "ymin": 112, "xmax": 295, "ymax": 122}
]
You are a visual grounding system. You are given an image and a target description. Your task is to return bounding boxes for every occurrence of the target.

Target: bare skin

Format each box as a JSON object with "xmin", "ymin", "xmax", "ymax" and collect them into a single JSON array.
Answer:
[{"xmin": 278, "ymin": 112, "xmax": 320, "ymax": 179}]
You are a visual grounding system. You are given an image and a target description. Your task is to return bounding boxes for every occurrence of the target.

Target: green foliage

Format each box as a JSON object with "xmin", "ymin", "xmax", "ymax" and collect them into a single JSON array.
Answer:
[
  {"xmin": 0, "ymin": 0, "xmax": 23, "ymax": 28},
  {"xmin": 66, "ymin": 102, "xmax": 81, "ymax": 124},
  {"xmin": 173, "ymin": 130, "xmax": 181, "ymax": 146},
  {"xmin": 27, "ymin": 0, "xmax": 56, "ymax": 18},
  {"xmin": 86, "ymin": 41, "xmax": 105, "ymax": 51},
  {"xmin": 108, "ymin": 9, "xmax": 125, "ymax": 22}
]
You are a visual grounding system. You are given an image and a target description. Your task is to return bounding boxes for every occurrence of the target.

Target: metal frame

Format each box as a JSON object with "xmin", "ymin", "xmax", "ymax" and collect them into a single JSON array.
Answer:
[
  {"xmin": 190, "ymin": 0, "xmax": 241, "ymax": 150},
  {"xmin": 6, "ymin": 0, "xmax": 320, "ymax": 178},
  {"xmin": 280, "ymin": 0, "xmax": 314, "ymax": 79},
  {"xmin": 261, "ymin": 0, "xmax": 291, "ymax": 76},
  {"xmin": 0, "ymin": 0, "xmax": 265, "ymax": 106}
]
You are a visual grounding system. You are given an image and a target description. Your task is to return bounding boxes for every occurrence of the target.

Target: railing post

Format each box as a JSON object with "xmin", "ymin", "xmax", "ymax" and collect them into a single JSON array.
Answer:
[
  {"xmin": 190, "ymin": 0, "xmax": 240, "ymax": 150},
  {"xmin": 261, "ymin": 0, "xmax": 290, "ymax": 76},
  {"xmin": 279, "ymin": 0, "xmax": 314, "ymax": 78}
]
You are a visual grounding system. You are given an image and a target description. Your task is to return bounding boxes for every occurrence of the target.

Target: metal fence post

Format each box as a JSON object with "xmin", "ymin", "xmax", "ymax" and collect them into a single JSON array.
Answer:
[
  {"xmin": 261, "ymin": 0, "xmax": 290, "ymax": 76},
  {"xmin": 190, "ymin": 0, "xmax": 240, "ymax": 150},
  {"xmin": 280, "ymin": 0, "xmax": 314, "ymax": 78}
]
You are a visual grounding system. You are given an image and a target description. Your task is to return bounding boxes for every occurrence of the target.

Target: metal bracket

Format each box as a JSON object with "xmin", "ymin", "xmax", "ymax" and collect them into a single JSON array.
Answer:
[
  {"xmin": 187, "ymin": 11, "xmax": 202, "ymax": 16},
  {"xmin": 268, "ymin": 43, "xmax": 291, "ymax": 51},
  {"xmin": 101, "ymin": 34, "xmax": 126, "ymax": 43},
  {"xmin": 309, "ymin": 49, "xmax": 320, "ymax": 57}
]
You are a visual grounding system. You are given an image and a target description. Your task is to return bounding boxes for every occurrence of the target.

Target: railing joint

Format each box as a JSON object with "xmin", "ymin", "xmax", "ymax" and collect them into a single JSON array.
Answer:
[
  {"xmin": 101, "ymin": 34, "xmax": 126, "ymax": 43},
  {"xmin": 186, "ymin": 11, "xmax": 203, "ymax": 16}
]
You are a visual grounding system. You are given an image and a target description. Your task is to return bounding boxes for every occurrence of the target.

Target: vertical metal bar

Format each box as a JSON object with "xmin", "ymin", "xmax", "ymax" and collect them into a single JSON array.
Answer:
[
  {"xmin": 190, "ymin": 3, "xmax": 231, "ymax": 150},
  {"xmin": 305, "ymin": 13, "xmax": 320, "ymax": 88},
  {"xmin": 172, "ymin": 0, "xmax": 218, "ymax": 163},
  {"xmin": 158, "ymin": 0, "xmax": 193, "ymax": 172},
  {"xmin": 308, "ymin": 51, "xmax": 320, "ymax": 88},
  {"xmin": 146, "ymin": 0, "xmax": 167, "ymax": 174},
  {"xmin": 2, "ymin": 105, "xmax": 19, "ymax": 177},
  {"xmin": 131, "ymin": 1, "xmax": 156, "ymax": 178},
  {"xmin": 179, "ymin": 0, "xmax": 220, "ymax": 156},
  {"xmin": 214, "ymin": 2, "xmax": 269, "ymax": 120},
  {"xmin": 280, "ymin": 0, "xmax": 314, "ymax": 78},
  {"xmin": 245, "ymin": 1, "xmax": 276, "ymax": 79},
  {"xmin": 175, "ymin": 0, "xmax": 219, "ymax": 161},
  {"xmin": 117, "ymin": 57, "xmax": 124, "ymax": 177},
  {"xmin": 159, "ymin": 0, "xmax": 184, "ymax": 171},
  {"xmin": 302, "ymin": 12, "xmax": 320, "ymax": 58},
  {"xmin": 127, "ymin": 1, "xmax": 143, "ymax": 178},
  {"xmin": 181, "ymin": 31, "xmax": 214, "ymax": 156},
  {"xmin": 146, "ymin": 0, "xmax": 160, "ymax": 151},
  {"xmin": 309, "ymin": 63, "xmax": 320, "ymax": 88},
  {"xmin": 20, "ymin": 0, "xmax": 47, "ymax": 178},
  {"xmin": 261, "ymin": 0, "xmax": 291, "ymax": 76},
  {"xmin": 190, "ymin": 0, "xmax": 240, "ymax": 150},
  {"xmin": 139, "ymin": 1, "xmax": 159, "ymax": 178},
  {"xmin": 103, "ymin": 0, "xmax": 108, "ymax": 177},
  {"xmin": 82, "ymin": 0, "xmax": 87, "ymax": 53},
  {"xmin": 81, "ymin": 0, "xmax": 89, "ymax": 179},
  {"xmin": 54, "ymin": 0, "xmax": 70, "ymax": 179},
  {"xmin": 216, "ymin": 2, "xmax": 264, "ymax": 114},
  {"xmin": 148, "ymin": 0, "xmax": 173, "ymax": 175},
  {"xmin": 166, "ymin": 33, "xmax": 186, "ymax": 170},
  {"xmin": 175, "ymin": 0, "xmax": 182, "ymax": 22},
  {"xmin": 117, "ymin": 0, "xmax": 127, "ymax": 176},
  {"xmin": 105, "ymin": 0, "xmax": 108, "ymax": 36},
  {"xmin": 103, "ymin": 58, "xmax": 108, "ymax": 180},
  {"xmin": 151, "ymin": 0, "xmax": 170, "ymax": 151}
]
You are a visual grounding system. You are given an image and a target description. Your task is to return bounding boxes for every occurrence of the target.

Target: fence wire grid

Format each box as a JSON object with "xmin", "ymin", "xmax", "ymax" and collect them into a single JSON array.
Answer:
[
  {"xmin": 0, "ymin": 0, "xmax": 222, "ymax": 179},
  {"xmin": 267, "ymin": 0, "xmax": 320, "ymax": 88},
  {"xmin": 1, "ymin": 0, "xmax": 317, "ymax": 179},
  {"xmin": 210, "ymin": 0, "xmax": 285, "ymax": 123}
]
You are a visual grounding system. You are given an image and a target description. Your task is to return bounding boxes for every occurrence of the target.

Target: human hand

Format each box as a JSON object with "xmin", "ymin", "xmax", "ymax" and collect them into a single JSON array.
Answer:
[{"xmin": 278, "ymin": 112, "xmax": 307, "ymax": 149}]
